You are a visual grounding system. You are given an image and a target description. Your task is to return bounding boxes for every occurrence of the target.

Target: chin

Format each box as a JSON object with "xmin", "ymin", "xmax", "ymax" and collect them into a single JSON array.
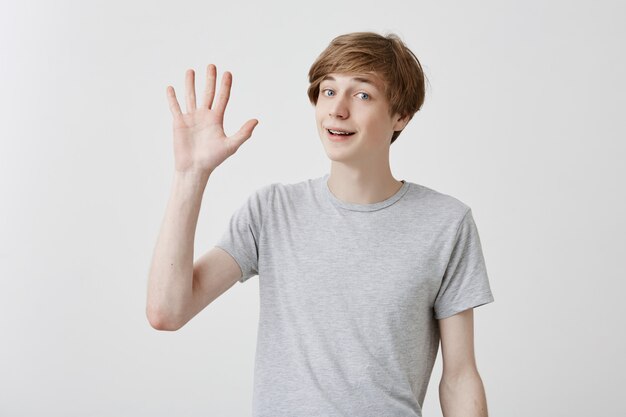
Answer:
[{"xmin": 321, "ymin": 144, "xmax": 358, "ymax": 163}]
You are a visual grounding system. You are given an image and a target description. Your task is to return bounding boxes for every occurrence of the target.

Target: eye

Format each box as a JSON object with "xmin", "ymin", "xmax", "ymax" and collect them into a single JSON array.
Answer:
[
  {"xmin": 356, "ymin": 92, "xmax": 369, "ymax": 100},
  {"xmin": 321, "ymin": 88, "xmax": 334, "ymax": 97}
]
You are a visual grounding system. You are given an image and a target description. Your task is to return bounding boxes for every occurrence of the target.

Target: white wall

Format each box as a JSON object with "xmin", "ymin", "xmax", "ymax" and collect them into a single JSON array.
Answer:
[{"xmin": 1, "ymin": 0, "xmax": 624, "ymax": 415}]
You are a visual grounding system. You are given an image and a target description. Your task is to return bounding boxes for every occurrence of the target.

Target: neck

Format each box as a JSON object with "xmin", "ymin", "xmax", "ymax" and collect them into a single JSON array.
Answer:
[{"xmin": 326, "ymin": 161, "xmax": 403, "ymax": 205}]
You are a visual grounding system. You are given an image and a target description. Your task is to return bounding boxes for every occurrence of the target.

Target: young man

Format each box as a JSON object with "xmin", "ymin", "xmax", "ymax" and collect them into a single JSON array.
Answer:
[{"xmin": 147, "ymin": 32, "xmax": 495, "ymax": 417}]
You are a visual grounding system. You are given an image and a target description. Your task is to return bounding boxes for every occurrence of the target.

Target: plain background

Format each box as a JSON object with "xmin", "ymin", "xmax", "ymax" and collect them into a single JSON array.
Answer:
[{"xmin": 1, "ymin": 0, "xmax": 625, "ymax": 415}]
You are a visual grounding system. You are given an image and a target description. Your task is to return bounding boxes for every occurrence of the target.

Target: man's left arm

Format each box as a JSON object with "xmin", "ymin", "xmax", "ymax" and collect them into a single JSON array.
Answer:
[{"xmin": 438, "ymin": 308, "xmax": 489, "ymax": 417}]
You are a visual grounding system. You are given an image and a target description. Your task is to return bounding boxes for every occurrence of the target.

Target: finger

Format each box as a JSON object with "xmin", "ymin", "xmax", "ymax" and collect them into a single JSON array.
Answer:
[
  {"xmin": 202, "ymin": 64, "xmax": 217, "ymax": 109},
  {"xmin": 228, "ymin": 119, "xmax": 259, "ymax": 152},
  {"xmin": 166, "ymin": 86, "xmax": 183, "ymax": 117},
  {"xmin": 185, "ymin": 69, "xmax": 196, "ymax": 113},
  {"xmin": 212, "ymin": 71, "xmax": 232, "ymax": 119}
]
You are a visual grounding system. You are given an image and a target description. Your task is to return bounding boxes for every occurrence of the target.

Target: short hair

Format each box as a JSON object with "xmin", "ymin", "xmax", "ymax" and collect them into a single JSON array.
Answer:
[{"xmin": 307, "ymin": 31, "xmax": 428, "ymax": 145}]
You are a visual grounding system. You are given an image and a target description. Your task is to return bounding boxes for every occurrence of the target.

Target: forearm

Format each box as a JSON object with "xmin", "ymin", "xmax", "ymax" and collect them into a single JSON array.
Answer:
[
  {"xmin": 146, "ymin": 169, "xmax": 211, "ymax": 330},
  {"xmin": 439, "ymin": 370, "xmax": 488, "ymax": 417}
]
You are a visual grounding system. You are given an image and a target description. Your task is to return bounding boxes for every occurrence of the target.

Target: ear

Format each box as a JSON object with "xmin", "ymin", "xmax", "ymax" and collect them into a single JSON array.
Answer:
[{"xmin": 392, "ymin": 113, "xmax": 411, "ymax": 132}]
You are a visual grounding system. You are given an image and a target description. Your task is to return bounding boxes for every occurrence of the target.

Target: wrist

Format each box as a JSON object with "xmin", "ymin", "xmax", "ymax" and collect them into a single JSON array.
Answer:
[
  {"xmin": 174, "ymin": 167, "xmax": 211, "ymax": 182},
  {"xmin": 171, "ymin": 169, "xmax": 211, "ymax": 195}
]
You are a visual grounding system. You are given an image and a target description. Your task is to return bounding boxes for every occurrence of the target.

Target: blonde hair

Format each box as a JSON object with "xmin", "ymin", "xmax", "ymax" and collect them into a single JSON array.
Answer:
[{"xmin": 307, "ymin": 32, "xmax": 428, "ymax": 144}]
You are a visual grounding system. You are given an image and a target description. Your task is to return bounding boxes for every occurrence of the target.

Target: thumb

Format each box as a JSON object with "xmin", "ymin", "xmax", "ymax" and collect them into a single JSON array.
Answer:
[{"xmin": 228, "ymin": 119, "xmax": 259, "ymax": 151}]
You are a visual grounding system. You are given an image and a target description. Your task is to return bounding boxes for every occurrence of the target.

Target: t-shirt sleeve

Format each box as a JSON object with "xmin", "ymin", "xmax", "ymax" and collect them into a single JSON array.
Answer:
[
  {"xmin": 214, "ymin": 183, "xmax": 273, "ymax": 283},
  {"xmin": 433, "ymin": 208, "xmax": 495, "ymax": 319}
]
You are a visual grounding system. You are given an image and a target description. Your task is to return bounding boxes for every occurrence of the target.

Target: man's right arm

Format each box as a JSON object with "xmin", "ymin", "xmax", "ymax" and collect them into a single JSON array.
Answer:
[
  {"xmin": 145, "ymin": 170, "xmax": 242, "ymax": 331},
  {"xmin": 145, "ymin": 64, "xmax": 258, "ymax": 331}
]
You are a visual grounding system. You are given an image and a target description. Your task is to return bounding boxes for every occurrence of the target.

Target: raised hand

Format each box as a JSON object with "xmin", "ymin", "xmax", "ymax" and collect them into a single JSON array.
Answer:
[{"xmin": 166, "ymin": 64, "xmax": 258, "ymax": 174}]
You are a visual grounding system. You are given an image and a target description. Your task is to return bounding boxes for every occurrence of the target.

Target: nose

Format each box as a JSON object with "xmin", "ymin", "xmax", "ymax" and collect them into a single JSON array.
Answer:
[{"xmin": 328, "ymin": 95, "xmax": 349, "ymax": 119}]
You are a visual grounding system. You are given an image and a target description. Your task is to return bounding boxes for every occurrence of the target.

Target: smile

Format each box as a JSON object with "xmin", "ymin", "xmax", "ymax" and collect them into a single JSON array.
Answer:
[
  {"xmin": 326, "ymin": 128, "xmax": 355, "ymax": 142},
  {"xmin": 327, "ymin": 128, "xmax": 354, "ymax": 135}
]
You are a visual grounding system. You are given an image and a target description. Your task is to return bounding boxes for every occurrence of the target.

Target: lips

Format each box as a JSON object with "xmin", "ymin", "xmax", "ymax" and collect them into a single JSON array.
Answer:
[{"xmin": 325, "ymin": 127, "xmax": 355, "ymax": 137}]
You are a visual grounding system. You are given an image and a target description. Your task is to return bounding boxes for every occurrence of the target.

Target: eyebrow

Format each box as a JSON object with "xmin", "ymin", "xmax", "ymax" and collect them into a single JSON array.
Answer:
[{"xmin": 321, "ymin": 75, "xmax": 380, "ymax": 90}]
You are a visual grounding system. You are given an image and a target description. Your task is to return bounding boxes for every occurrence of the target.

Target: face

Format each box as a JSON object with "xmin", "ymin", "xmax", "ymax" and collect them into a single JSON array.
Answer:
[{"xmin": 314, "ymin": 72, "xmax": 408, "ymax": 164}]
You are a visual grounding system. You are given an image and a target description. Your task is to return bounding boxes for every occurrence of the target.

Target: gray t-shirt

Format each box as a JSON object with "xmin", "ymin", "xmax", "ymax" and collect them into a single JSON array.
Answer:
[{"xmin": 215, "ymin": 173, "xmax": 494, "ymax": 417}]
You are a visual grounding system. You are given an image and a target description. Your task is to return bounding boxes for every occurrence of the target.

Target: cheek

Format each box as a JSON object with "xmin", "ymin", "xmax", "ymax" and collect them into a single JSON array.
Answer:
[
  {"xmin": 364, "ymin": 117, "xmax": 394, "ymax": 142},
  {"xmin": 315, "ymin": 114, "xmax": 324, "ymax": 129},
  {"xmin": 314, "ymin": 103, "xmax": 325, "ymax": 119},
  {"xmin": 364, "ymin": 114, "xmax": 386, "ymax": 131},
  {"xmin": 314, "ymin": 109, "xmax": 326, "ymax": 131}
]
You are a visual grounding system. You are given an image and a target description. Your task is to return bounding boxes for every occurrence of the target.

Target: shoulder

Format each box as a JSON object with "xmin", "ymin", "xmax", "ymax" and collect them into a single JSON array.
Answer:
[
  {"xmin": 405, "ymin": 181, "xmax": 472, "ymax": 223},
  {"xmin": 240, "ymin": 178, "xmax": 317, "ymax": 218},
  {"xmin": 239, "ymin": 182, "xmax": 276, "ymax": 210},
  {"xmin": 265, "ymin": 176, "xmax": 322, "ymax": 204}
]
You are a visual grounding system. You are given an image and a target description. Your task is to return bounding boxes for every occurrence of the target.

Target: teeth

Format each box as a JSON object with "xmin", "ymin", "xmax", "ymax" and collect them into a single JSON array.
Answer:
[{"xmin": 328, "ymin": 129, "xmax": 353, "ymax": 135}]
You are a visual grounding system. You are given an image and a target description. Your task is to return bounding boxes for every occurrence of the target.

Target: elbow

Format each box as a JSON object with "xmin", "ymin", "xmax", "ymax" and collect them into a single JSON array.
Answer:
[
  {"xmin": 146, "ymin": 304, "xmax": 183, "ymax": 331},
  {"xmin": 441, "ymin": 367, "xmax": 482, "ymax": 385},
  {"xmin": 439, "ymin": 367, "xmax": 484, "ymax": 398}
]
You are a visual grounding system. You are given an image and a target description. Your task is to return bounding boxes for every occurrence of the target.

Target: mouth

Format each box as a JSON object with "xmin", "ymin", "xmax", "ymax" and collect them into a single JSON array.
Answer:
[{"xmin": 325, "ymin": 128, "xmax": 355, "ymax": 140}]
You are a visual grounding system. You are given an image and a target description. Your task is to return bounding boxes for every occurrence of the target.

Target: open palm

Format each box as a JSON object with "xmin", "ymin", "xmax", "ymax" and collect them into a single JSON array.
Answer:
[{"xmin": 166, "ymin": 64, "xmax": 258, "ymax": 174}]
